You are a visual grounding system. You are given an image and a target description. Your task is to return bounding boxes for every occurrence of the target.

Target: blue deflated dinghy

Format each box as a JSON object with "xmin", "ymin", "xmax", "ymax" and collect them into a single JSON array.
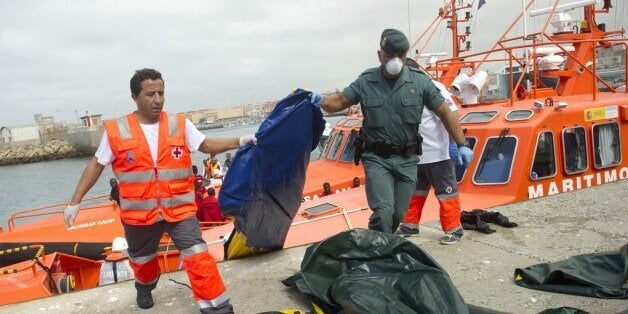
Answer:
[{"xmin": 219, "ymin": 89, "xmax": 325, "ymax": 259}]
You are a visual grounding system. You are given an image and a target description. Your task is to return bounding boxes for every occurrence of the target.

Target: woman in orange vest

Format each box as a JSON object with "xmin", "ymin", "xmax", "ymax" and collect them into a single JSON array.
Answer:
[
  {"xmin": 64, "ymin": 69, "xmax": 257, "ymax": 313},
  {"xmin": 208, "ymin": 155, "xmax": 223, "ymax": 178}
]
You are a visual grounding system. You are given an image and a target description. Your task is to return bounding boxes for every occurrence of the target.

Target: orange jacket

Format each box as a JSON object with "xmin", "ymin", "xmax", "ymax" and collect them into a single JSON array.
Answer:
[{"xmin": 104, "ymin": 112, "xmax": 196, "ymax": 225}]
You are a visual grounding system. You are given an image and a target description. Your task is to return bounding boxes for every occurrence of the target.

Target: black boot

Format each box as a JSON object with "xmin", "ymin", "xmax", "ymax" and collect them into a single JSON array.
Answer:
[{"xmin": 135, "ymin": 281, "xmax": 157, "ymax": 309}]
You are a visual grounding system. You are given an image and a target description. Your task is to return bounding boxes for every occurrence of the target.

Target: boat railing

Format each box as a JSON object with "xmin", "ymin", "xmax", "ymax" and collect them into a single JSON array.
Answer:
[
  {"xmin": 430, "ymin": 37, "xmax": 627, "ymax": 105},
  {"xmin": 6, "ymin": 194, "xmax": 112, "ymax": 231}
]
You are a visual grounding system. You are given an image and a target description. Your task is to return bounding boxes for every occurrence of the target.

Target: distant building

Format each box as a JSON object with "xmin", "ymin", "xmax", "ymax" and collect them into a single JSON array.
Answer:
[
  {"xmin": 34, "ymin": 113, "xmax": 63, "ymax": 134},
  {"xmin": 185, "ymin": 109, "xmax": 213, "ymax": 124},
  {"xmin": 79, "ymin": 113, "xmax": 103, "ymax": 127},
  {"xmin": 0, "ymin": 124, "xmax": 41, "ymax": 147},
  {"xmin": 215, "ymin": 107, "xmax": 245, "ymax": 120},
  {"xmin": 597, "ymin": 44, "xmax": 625, "ymax": 70}
]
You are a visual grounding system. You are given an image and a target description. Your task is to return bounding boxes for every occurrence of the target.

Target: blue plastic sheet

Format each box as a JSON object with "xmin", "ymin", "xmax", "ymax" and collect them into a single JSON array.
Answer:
[{"xmin": 219, "ymin": 90, "xmax": 324, "ymax": 250}]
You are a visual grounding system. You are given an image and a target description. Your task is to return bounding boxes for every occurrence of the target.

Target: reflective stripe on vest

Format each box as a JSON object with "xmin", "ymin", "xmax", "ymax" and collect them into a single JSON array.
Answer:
[
  {"xmin": 161, "ymin": 191, "xmax": 195, "ymax": 209},
  {"xmin": 115, "ymin": 170, "xmax": 154, "ymax": 183},
  {"xmin": 167, "ymin": 113, "xmax": 179, "ymax": 137},
  {"xmin": 115, "ymin": 169, "xmax": 190, "ymax": 183},
  {"xmin": 116, "ymin": 116, "xmax": 132, "ymax": 140},
  {"xmin": 180, "ymin": 243, "xmax": 208, "ymax": 259},
  {"xmin": 119, "ymin": 198, "xmax": 158, "ymax": 211},
  {"xmin": 159, "ymin": 169, "xmax": 192, "ymax": 181},
  {"xmin": 198, "ymin": 291, "xmax": 230, "ymax": 309}
]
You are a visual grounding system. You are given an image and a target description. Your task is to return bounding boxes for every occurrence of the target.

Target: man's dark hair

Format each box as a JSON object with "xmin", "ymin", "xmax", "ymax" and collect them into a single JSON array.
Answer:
[
  {"xmin": 130, "ymin": 68, "xmax": 163, "ymax": 96},
  {"xmin": 192, "ymin": 165, "xmax": 198, "ymax": 175},
  {"xmin": 207, "ymin": 187, "xmax": 216, "ymax": 197}
]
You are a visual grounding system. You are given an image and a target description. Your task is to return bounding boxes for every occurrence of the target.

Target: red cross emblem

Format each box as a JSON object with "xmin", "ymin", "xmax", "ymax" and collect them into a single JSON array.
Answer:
[{"xmin": 171, "ymin": 147, "xmax": 183, "ymax": 160}]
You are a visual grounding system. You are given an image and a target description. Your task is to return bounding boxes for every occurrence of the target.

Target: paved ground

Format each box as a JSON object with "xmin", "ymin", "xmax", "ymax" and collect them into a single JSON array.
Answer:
[{"xmin": 2, "ymin": 180, "xmax": 627, "ymax": 314}]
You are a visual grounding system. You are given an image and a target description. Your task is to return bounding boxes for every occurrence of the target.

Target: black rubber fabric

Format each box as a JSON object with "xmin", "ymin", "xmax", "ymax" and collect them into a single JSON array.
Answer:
[
  {"xmin": 461, "ymin": 209, "xmax": 518, "ymax": 234},
  {"xmin": 285, "ymin": 229, "xmax": 500, "ymax": 314},
  {"xmin": 515, "ymin": 244, "xmax": 628, "ymax": 299}
]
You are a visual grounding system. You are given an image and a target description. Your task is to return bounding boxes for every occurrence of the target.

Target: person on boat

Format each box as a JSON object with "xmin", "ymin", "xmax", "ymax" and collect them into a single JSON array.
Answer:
[
  {"xmin": 317, "ymin": 28, "xmax": 473, "ymax": 234},
  {"xmin": 192, "ymin": 165, "xmax": 208, "ymax": 194},
  {"xmin": 203, "ymin": 158, "xmax": 211, "ymax": 180},
  {"xmin": 396, "ymin": 58, "xmax": 467, "ymax": 245},
  {"xmin": 318, "ymin": 182, "xmax": 333, "ymax": 197},
  {"xmin": 208, "ymin": 155, "xmax": 223, "ymax": 178},
  {"xmin": 99, "ymin": 237, "xmax": 135, "ymax": 286},
  {"xmin": 196, "ymin": 187, "xmax": 226, "ymax": 223},
  {"xmin": 109, "ymin": 178, "xmax": 120, "ymax": 205},
  {"xmin": 64, "ymin": 68, "xmax": 256, "ymax": 313},
  {"xmin": 223, "ymin": 152, "xmax": 233, "ymax": 172},
  {"xmin": 352, "ymin": 177, "xmax": 361, "ymax": 188}
]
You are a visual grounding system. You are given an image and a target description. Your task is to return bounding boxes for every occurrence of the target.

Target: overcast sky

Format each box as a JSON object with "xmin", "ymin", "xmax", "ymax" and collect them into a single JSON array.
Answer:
[{"xmin": 0, "ymin": 0, "xmax": 625, "ymax": 126}]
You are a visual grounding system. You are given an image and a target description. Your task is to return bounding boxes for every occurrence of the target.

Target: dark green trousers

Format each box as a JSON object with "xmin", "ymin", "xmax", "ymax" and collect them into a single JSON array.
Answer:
[{"xmin": 362, "ymin": 152, "xmax": 418, "ymax": 234}]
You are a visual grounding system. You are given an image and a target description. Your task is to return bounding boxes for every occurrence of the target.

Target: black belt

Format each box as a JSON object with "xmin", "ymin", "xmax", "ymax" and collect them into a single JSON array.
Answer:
[{"xmin": 363, "ymin": 141, "xmax": 416, "ymax": 158}]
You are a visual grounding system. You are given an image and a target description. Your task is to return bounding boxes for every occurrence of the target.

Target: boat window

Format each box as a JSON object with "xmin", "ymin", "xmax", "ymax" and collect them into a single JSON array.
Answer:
[
  {"xmin": 562, "ymin": 127, "xmax": 588, "ymax": 174},
  {"xmin": 327, "ymin": 132, "xmax": 345, "ymax": 160},
  {"xmin": 340, "ymin": 119, "xmax": 359, "ymax": 127},
  {"xmin": 455, "ymin": 137, "xmax": 477, "ymax": 183},
  {"xmin": 530, "ymin": 131, "xmax": 556, "ymax": 180},
  {"xmin": 592, "ymin": 122, "xmax": 621, "ymax": 169},
  {"xmin": 473, "ymin": 136, "xmax": 517, "ymax": 185},
  {"xmin": 339, "ymin": 131, "xmax": 358, "ymax": 162},
  {"xmin": 460, "ymin": 111, "xmax": 499, "ymax": 124},
  {"xmin": 505, "ymin": 109, "xmax": 533, "ymax": 121},
  {"xmin": 322, "ymin": 133, "xmax": 336, "ymax": 158}
]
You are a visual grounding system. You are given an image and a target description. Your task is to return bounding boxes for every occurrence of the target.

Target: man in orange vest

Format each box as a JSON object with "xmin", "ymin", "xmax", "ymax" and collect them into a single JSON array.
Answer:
[{"xmin": 64, "ymin": 68, "xmax": 256, "ymax": 313}]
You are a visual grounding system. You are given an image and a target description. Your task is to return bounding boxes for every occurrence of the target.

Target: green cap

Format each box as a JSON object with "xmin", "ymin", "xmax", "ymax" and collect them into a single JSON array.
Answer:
[{"xmin": 380, "ymin": 29, "xmax": 409, "ymax": 53}]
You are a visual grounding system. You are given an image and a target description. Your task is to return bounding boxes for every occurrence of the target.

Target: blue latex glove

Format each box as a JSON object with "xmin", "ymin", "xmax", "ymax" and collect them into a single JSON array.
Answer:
[
  {"xmin": 309, "ymin": 92, "xmax": 323, "ymax": 107},
  {"xmin": 448, "ymin": 142, "xmax": 458, "ymax": 161},
  {"xmin": 456, "ymin": 146, "xmax": 474, "ymax": 168}
]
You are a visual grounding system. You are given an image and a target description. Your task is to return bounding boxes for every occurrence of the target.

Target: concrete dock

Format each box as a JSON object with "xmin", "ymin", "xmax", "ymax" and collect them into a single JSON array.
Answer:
[{"xmin": 2, "ymin": 180, "xmax": 627, "ymax": 313}]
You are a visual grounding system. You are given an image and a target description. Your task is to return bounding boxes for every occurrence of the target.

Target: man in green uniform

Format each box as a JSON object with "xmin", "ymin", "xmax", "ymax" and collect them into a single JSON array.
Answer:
[{"xmin": 317, "ymin": 29, "xmax": 473, "ymax": 233}]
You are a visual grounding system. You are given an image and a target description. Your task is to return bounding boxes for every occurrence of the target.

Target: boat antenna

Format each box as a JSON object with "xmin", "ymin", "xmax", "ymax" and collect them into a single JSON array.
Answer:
[
  {"xmin": 522, "ymin": 0, "xmax": 530, "ymax": 67},
  {"xmin": 407, "ymin": 0, "xmax": 411, "ymax": 42}
]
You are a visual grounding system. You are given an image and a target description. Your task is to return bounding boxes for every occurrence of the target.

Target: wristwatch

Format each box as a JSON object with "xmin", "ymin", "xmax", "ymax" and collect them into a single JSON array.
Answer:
[{"xmin": 457, "ymin": 141, "xmax": 470, "ymax": 148}]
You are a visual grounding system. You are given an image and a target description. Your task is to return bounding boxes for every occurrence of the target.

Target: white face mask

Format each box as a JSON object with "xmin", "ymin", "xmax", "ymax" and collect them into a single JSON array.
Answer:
[{"xmin": 385, "ymin": 57, "xmax": 404, "ymax": 76}]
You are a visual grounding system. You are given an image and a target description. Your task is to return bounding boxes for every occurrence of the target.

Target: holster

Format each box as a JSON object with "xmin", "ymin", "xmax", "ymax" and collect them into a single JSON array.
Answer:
[
  {"xmin": 353, "ymin": 134, "xmax": 364, "ymax": 166},
  {"xmin": 415, "ymin": 134, "xmax": 423, "ymax": 156}
]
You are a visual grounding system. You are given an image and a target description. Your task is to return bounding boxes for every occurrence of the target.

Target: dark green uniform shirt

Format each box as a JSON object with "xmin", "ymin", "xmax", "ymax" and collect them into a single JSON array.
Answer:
[{"xmin": 343, "ymin": 66, "xmax": 444, "ymax": 145}]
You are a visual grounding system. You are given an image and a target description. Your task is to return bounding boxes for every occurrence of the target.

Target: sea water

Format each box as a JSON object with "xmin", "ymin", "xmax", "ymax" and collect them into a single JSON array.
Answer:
[{"xmin": 0, "ymin": 116, "xmax": 341, "ymax": 228}]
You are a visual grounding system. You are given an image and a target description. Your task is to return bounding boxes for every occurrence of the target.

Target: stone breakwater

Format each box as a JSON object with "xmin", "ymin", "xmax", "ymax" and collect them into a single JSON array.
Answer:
[{"xmin": 0, "ymin": 139, "xmax": 84, "ymax": 166}]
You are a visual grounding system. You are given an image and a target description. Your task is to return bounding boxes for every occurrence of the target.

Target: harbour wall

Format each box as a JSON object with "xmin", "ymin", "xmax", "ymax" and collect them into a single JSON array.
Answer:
[
  {"xmin": 0, "ymin": 139, "xmax": 80, "ymax": 166},
  {"xmin": 0, "ymin": 127, "xmax": 103, "ymax": 166}
]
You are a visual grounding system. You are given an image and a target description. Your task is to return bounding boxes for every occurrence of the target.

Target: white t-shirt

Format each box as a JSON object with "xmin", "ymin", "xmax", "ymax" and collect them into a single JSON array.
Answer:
[
  {"xmin": 95, "ymin": 118, "xmax": 206, "ymax": 166},
  {"xmin": 419, "ymin": 80, "xmax": 458, "ymax": 164}
]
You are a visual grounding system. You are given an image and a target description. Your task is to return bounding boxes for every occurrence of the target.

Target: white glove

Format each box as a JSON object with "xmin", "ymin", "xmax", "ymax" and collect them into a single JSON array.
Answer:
[
  {"xmin": 64, "ymin": 203, "xmax": 81, "ymax": 228},
  {"xmin": 239, "ymin": 134, "xmax": 257, "ymax": 147}
]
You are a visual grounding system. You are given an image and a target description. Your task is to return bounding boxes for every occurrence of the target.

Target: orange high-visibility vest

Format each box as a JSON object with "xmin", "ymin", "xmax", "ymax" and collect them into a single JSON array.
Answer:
[{"xmin": 104, "ymin": 112, "xmax": 196, "ymax": 225}]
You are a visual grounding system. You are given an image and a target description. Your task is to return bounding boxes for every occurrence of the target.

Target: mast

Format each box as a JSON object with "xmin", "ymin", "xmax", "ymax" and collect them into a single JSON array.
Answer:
[{"xmin": 429, "ymin": 0, "xmax": 472, "ymax": 85}]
